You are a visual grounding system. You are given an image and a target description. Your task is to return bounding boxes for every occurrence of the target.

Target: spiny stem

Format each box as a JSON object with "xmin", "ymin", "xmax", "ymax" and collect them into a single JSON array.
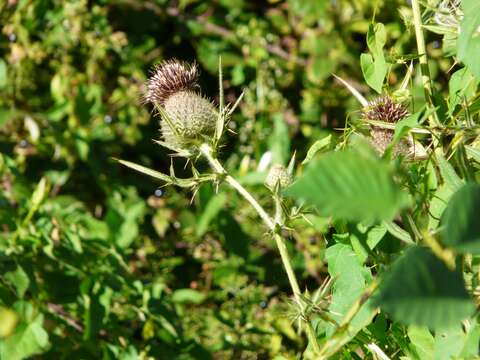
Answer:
[
  {"xmin": 410, "ymin": 0, "xmax": 440, "ymax": 127},
  {"xmin": 199, "ymin": 143, "xmax": 321, "ymax": 354}
]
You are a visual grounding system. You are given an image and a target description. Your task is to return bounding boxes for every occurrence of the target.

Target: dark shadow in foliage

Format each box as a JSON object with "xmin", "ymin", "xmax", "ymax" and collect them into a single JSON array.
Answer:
[{"xmin": 216, "ymin": 210, "xmax": 250, "ymax": 259}]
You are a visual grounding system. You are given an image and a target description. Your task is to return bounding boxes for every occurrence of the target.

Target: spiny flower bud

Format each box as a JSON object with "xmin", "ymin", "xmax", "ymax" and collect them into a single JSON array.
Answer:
[
  {"xmin": 362, "ymin": 96, "xmax": 411, "ymax": 157},
  {"xmin": 265, "ymin": 164, "xmax": 293, "ymax": 191},
  {"xmin": 161, "ymin": 91, "xmax": 218, "ymax": 148},
  {"xmin": 144, "ymin": 60, "xmax": 218, "ymax": 150}
]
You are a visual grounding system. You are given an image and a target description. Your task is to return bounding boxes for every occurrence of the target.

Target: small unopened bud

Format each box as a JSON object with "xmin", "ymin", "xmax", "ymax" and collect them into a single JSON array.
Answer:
[{"xmin": 264, "ymin": 164, "xmax": 293, "ymax": 191}]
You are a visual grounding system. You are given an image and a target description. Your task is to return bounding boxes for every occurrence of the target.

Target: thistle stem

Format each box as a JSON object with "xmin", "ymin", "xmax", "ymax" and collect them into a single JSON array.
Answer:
[
  {"xmin": 199, "ymin": 143, "xmax": 320, "ymax": 354},
  {"xmin": 410, "ymin": 0, "xmax": 440, "ymax": 127}
]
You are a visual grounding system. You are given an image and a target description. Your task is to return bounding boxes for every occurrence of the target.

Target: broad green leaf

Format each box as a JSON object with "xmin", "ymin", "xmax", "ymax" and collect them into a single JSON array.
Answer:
[
  {"xmin": 457, "ymin": 0, "xmax": 480, "ymax": 78},
  {"xmin": 302, "ymin": 134, "xmax": 332, "ymax": 164},
  {"xmin": 408, "ymin": 326, "xmax": 434, "ymax": 360},
  {"xmin": 434, "ymin": 325, "xmax": 467, "ymax": 360},
  {"xmin": 286, "ymin": 150, "xmax": 409, "ymax": 222},
  {"xmin": 326, "ymin": 243, "xmax": 375, "ymax": 336},
  {"xmin": 441, "ymin": 183, "xmax": 480, "ymax": 253},
  {"xmin": 374, "ymin": 246, "xmax": 474, "ymax": 330},
  {"xmin": 171, "ymin": 289, "xmax": 206, "ymax": 304}
]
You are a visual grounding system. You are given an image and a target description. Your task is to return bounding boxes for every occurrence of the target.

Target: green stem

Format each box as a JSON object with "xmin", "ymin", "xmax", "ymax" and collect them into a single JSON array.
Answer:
[
  {"xmin": 199, "ymin": 143, "xmax": 321, "ymax": 354},
  {"xmin": 410, "ymin": 0, "xmax": 440, "ymax": 127}
]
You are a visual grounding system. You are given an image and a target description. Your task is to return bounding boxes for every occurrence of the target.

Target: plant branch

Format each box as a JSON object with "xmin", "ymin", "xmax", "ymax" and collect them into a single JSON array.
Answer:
[
  {"xmin": 410, "ymin": 0, "xmax": 440, "ymax": 127},
  {"xmin": 198, "ymin": 143, "xmax": 320, "ymax": 354}
]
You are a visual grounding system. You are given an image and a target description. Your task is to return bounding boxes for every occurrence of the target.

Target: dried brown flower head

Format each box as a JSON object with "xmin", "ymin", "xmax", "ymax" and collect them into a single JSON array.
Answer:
[
  {"xmin": 362, "ymin": 96, "xmax": 409, "ymax": 123},
  {"xmin": 145, "ymin": 60, "xmax": 200, "ymax": 106}
]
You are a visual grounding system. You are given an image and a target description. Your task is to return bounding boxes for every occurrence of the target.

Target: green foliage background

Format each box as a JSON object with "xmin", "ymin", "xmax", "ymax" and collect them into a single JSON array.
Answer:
[{"xmin": 1, "ymin": 0, "xmax": 480, "ymax": 359}]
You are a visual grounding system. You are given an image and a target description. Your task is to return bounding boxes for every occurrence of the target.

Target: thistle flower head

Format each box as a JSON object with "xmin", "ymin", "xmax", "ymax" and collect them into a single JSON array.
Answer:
[
  {"xmin": 362, "ymin": 96, "xmax": 409, "ymax": 123},
  {"xmin": 144, "ymin": 60, "xmax": 218, "ymax": 152},
  {"xmin": 361, "ymin": 96, "xmax": 411, "ymax": 157},
  {"xmin": 145, "ymin": 60, "xmax": 200, "ymax": 106}
]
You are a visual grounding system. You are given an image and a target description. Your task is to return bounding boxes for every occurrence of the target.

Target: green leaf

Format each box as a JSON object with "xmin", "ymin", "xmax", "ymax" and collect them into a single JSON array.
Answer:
[
  {"xmin": 326, "ymin": 243, "xmax": 374, "ymax": 334},
  {"xmin": 302, "ymin": 135, "xmax": 332, "ymax": 164},
  {"xmin": 349, "ymin": 223, "xmax": 387, "ymax": 263},
  {"xmin": 448, "ymin": 67, "xmax": 478, "ymax": 115},
  {"xmin": 171, "ymin": 289, "xmax": 206, "ymax": 304},
  {"xmin": 408, "ymin": 326, "xmax": 434, "ymax": 360},
  {"xmin": 383, "ymin": 221, "xmax": 414, "ymax": 244},
  {"xmin": 0, "ymin": 309, "xmax": 50, "ymax": 360},
  {"xmin": 441, "ymin": 184, "xmax": 480, "ymax": 253},
  {"xmin": 361, "ymin": 23, "xmax": 388, "ymax": 93},
  {"xmin": 434, "ymin": 325, "xmax": 467, "ymax": 360},
  {"xmin": 4, "ymin": 265, "xmax": 30, "ymax": 298},
  {"xmin": 374, "ymin": 246, "xmax": 474, "ymax": 330},
  {"xmin": 360, "ymin": 53, "xmax": 387, "ymax": 94},
  {"xmin": 286, "ymin": 150, "xmax": 409, "ymax": 222},
  {"xmin": 457, "ymin": 0, "xmax": 480, "ymax": 78}
]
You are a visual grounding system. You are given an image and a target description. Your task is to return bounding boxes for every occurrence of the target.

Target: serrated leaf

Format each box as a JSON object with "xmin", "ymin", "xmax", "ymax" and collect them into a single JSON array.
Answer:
[
  {"xmin": 286, "ymin": 150, "xmax": 409, "ymax": 222},
  {"xmin": 374, "ymin": 246, "xmax": 474, "ymax": 330},
  {"xmin": 441, "ymin": 183, "xmax": 480, "ymax": 254}
]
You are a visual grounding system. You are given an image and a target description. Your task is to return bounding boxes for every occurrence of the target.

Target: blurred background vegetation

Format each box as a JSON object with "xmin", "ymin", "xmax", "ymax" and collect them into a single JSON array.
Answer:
[{"xmin": 0, "ymin": 0, "xmax": 450, "ymax": 359}]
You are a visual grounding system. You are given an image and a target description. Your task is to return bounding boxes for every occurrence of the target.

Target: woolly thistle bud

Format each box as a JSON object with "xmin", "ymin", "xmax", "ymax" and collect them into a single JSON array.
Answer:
[
  {"xmin": 145, "ymin": 60, "xmax": 218, "ymax": 150},
  {"xmin": 264, "ymin": 164, "xmax": 293, "ymax": 191},
  {"xmin": 362, "ymin": 96, "xmax": 411, "ymax": 157}
]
